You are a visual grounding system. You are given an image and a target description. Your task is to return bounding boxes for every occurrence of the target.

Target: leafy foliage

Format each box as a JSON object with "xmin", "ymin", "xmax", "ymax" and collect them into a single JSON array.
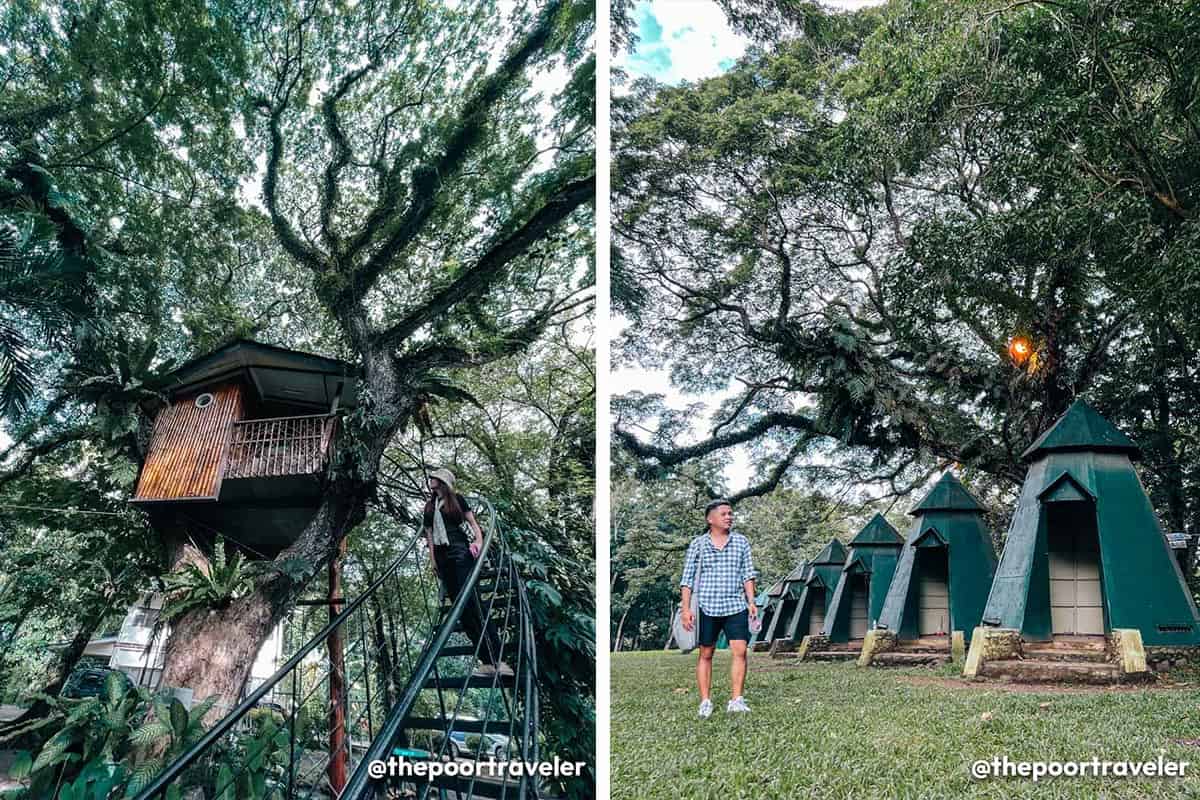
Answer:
[
  {"xmin": 614, "ymin": 0, "xmax": 1200, "ymax": 544},
  {"xmin": 4, "ymin": 672, "xmax": 215, "ymax": 799},
  {"xmin": 160, "ymin": 546, "xmax": 259, "ymax": 624}
]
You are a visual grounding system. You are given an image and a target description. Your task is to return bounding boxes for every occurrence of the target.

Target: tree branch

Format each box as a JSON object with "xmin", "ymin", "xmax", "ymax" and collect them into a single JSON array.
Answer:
[{"xmin": 377, "ymin": 174, "xmax": 594, "ymax": 348}]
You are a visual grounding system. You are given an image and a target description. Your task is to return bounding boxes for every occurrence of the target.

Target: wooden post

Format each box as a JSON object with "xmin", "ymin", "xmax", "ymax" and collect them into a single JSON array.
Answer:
[{"xmin": 328, "ymin": 538, "xmax": 348, "ymax": 794}]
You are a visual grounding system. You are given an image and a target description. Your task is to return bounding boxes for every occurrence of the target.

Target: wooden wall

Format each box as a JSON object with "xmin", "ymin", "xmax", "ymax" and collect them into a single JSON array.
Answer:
[{"xmin": 133, "ymin": 383, "xmax": 244, "ymax": 501}]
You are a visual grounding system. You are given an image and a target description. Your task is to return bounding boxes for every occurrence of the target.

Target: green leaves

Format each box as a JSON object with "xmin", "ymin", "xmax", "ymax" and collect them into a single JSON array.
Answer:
[{"xmin": 161, "ymin": 547, "xmax": 259, "ymax": 623}]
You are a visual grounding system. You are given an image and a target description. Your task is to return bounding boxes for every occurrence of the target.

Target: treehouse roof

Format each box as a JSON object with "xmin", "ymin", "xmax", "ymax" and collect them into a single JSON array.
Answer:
[
  {"xmin": 162, "ymin": 339, "xmax": 360, "ymax": 409},
  {"xmin": 1021, "ymin": 399, "xmax": 1140, "ymax": 462}
]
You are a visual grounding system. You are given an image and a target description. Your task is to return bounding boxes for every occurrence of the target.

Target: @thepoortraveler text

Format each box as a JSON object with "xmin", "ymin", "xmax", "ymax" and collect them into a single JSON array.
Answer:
[{"xmin": 367, "ymin": 755, "xmax": 585, "ymax": 782}]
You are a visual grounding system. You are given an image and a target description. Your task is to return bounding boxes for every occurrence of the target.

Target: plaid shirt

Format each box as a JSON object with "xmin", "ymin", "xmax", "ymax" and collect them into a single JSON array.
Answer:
[{"xmin": 680, "ymin": 531, "xmax": 756, "ymax": 617}]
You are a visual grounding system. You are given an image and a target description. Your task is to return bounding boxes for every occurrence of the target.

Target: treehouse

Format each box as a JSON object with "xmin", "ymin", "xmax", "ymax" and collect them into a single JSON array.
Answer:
[{"xmin": 131, "ymin": 340, "xmax": 359, "ymax": 556}]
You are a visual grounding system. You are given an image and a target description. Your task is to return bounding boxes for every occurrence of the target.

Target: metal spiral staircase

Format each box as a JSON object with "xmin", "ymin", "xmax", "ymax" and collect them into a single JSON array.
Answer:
[{"xmin": 132, "ymin": 497, "xmax": 543, "ymax": 800}]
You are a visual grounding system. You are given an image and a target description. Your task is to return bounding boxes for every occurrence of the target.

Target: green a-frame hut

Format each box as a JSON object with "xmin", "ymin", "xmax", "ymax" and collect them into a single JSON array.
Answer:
[
  {"xmin": 755, "ymin": 561, "xmax": 808, "ymax": 650},
  {"xmin": 779, "ymin": 538, "xmax": 848, "ymax": 646},
  {"xmin": 821, "ymin": 514, "xmax": 904, "ymax": 643},
  {"xmin": 876, "ymin": 473, "xmax": 997, "ymax": 642},
  {"xmin": 750, "ymin": 579, "xmax": 786, "ymax": 650},
  {"xmin": 979, "ymin": 400, "xmax": 1200, "ymax": 646}
]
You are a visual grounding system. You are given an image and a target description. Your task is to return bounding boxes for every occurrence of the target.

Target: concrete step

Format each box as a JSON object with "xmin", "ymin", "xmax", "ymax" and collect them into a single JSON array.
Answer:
[
  {"xmin": 872, "ymin": 652, "xmax": 950, "ymax": 667},
  {"xmin": 978, "ymin": 659, "xmax": 1122, "ymax": 685},
  {"xmin": 806, "ymin": 650, "xmax": 859, "ymax": 662},
  {"xmin": 1044, "ymin": 636, "xmax": 1107, "ymax": 652},
  {"xmin": 1023, "ymin": 646, "xmax": 1110, "ymax": 663}
]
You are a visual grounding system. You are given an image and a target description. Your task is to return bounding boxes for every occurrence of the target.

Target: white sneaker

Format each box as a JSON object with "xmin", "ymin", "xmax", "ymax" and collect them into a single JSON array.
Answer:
[
  {"xmin": 698, "ymin": 698, "xmax": 713, "ymax": 719},
  {"xmin": 727, "ymin": 696, "xmax": 750, "ymax": 713}
]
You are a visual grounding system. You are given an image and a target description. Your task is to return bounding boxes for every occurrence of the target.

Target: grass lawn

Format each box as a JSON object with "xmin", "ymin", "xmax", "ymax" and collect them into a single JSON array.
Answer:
[{"xmin": 611, "ymin": 650, "xmax": 1200, "ymax": 799}]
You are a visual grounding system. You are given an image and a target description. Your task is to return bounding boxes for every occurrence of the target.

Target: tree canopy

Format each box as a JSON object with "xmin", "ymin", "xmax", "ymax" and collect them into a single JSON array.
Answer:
[{"xmin": 613, "ymin": 0, "xmax": 1200, "ymax": 540}]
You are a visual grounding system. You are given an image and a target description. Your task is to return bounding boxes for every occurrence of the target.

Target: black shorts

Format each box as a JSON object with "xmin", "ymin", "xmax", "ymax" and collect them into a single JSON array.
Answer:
[{"xmin": 698, "ymin": 609, "xmax": 750, "ymax": 647}]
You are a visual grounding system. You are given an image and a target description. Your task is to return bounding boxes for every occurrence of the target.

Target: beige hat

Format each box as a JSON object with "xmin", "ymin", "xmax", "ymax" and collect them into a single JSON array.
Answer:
[{"xmin": 429, "ymin": 468, "xmax": 456, "ymax": 489}]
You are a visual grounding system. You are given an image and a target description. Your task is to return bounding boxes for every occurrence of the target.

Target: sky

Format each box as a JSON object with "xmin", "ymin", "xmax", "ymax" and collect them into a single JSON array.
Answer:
[{"xmin": 613, "ymin": 0, "xmax": 885, "ymax": 491}]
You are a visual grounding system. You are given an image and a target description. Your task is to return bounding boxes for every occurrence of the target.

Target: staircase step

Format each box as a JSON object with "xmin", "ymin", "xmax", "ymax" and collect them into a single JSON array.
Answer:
[
  {"xmin": 439, "ymin": 645, "xmax": 482, "ymax": 658},
  {"xmin": 806, "ymin": 650, "xmax": 859, "ymax": 662},
  {"xmin": 894, "ymin": 644, "xmax": 951, "ymax": 654},
  {"xmin": 872, "ymin": 652, "xmax": 950, "ymax": 667},
  {"xmin": 404, "ymin": 716, "xmax": 514, "ymax": 733},
  {"xmin": 438, "ymin": 644, "xmax": 517, "ymax": 659},
  {"xmin": 1023, "ymin": 647, "xmax": 1110, "ymax": 663},
  {"xmin": 423, "ymin": 673, "xmax": 516, "ymax": 691},
  {"xmin": 978, "ymin": 659, "xmax": 1122, "ymax": 685},
  {"xmin": 751, "ymin": 641, "xmax": 773, "ymax": 652},
  {"xmin": 1043, "ymin": 636, "xmax": 1107, "ymax": 651}
]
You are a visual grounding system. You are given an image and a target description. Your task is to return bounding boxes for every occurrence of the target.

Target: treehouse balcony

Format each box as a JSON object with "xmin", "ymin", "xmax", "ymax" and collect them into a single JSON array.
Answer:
[
  {"xmin": 224, "ymin": 414, "xmax": 337, "ymax": 481},
  {"xmin": 218, "ymin": 413, "xmax": 339, "ymax": 503}
]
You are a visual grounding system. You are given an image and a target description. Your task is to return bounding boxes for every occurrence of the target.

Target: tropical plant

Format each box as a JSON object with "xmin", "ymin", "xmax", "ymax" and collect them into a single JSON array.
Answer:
[
  {"xmin": 4, "ymin": 671, "xmax": 215, "ymax": 799},
  {"xmin": 0, "ymin": 200, "xmax": 95, "ymax": 418},
  {"xmin": 160, "ymin": 545, "xmax": 259, "ymax": 624},
  {"xmin": 205, "ymin": 710, "xmax": 302, "ymax": 800}
]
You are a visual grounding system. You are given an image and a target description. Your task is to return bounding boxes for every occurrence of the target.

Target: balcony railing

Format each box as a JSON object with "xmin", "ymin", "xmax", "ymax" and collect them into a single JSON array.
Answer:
[{"xmin": 224, "ymin": 414, "xmax": 336, "ymax": 480}]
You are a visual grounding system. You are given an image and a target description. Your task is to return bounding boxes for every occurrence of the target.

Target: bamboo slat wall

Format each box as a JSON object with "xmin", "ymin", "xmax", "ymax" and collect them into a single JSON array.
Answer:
[
  {"xmin": 224, "ymin": 415, "xmax": 335, "ymax": 479},
  {"xmin": 133, "ymin": 383, "xmax": 244, "ymax": 501}
]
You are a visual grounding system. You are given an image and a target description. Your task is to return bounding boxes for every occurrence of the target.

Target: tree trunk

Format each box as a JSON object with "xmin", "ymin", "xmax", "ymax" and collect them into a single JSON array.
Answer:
[
  {"xmin": 158, "ymin": 492, "xmax": 366, "ymax": 709},
  {"xmin": 158, "ymin": 589, "xmax": 280, "ymax": 710},
  {"xmin": 613, "ymin": 606, "xmax": 631, "ymax": 653}
]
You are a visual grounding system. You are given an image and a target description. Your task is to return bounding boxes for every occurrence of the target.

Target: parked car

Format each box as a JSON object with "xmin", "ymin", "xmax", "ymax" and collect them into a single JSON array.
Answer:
[
  {"xmin": 447, "ymin": 731, "xmax": 511, "ymax": 761},
  {"xmin": 61, "ymin": 667, "xmax": 133, "ymax": 699}
]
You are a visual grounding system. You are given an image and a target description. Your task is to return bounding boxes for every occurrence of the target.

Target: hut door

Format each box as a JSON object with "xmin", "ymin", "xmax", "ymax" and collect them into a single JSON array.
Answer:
[
  {"xmin": 918, "ymin": 552, "xmax": 950, "ymax": 635},
  {"xmin": 849, "ymin": 576, "xmax": 869, "ymax": 639},
  {"xmin": 1048, "ymin": 513, "xmax": 1104, "ymax": 635},
  {"xmin": 807, "ymin": 593, "xmax": 826, "ymax": 637}
]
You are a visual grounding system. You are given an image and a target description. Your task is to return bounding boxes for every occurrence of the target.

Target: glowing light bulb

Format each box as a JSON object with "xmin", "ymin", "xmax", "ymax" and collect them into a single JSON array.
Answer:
[{"xmin": 1008, "ymin": 336, "xmax": 1032, "ymax": 365}]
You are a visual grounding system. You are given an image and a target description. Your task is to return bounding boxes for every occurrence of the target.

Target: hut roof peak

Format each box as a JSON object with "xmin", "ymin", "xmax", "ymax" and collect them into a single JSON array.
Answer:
[
  {"xmin": 911, "ymin": 472, "xmax": 985, "ymax": 515},
  {"xmin": 811, "ymin": 538, "xmax": 848, "ymax": 565},
  {"xmin": 849, "ymin": 513, "xmax": 904, "ymax": 546},
  {"xmin": 1021, "ymin": 399, "xmax": 1140, "ymax": 461}
]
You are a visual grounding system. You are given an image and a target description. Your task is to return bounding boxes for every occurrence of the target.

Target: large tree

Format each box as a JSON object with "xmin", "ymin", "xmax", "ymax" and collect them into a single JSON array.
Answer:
[
  {"xmin": 1, "ymin": 0, "xmax": 594, "ymax": 710},
  {"xmin": 157, "ymin": 0, "xmax": 595, "ymax": 703},
  {"xmin": 613, "ymin": 0, "xmax": 1200, "ymax": 537}
]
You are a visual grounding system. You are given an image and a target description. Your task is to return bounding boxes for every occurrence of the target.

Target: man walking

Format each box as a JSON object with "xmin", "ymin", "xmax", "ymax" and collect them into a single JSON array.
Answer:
[{"xmin": 680, "ymin": 498, "xmax": 757, "ymax": 717}]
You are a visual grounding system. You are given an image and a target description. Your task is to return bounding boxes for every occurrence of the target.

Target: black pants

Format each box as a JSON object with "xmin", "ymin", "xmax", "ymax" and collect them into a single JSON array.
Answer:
[{"xmin": 435, "ymin": 543, "xmax": 503, "ymax": 665}]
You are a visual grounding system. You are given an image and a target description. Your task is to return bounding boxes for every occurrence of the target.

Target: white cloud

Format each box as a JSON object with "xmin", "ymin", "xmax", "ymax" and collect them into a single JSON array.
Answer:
[
  {"xmin": 618, "ymin": 1, "xmax": 747, "ymax": 85},
  {"xmin": 618, "ymin": 0, "xmax": 886, "ymax": 86}
]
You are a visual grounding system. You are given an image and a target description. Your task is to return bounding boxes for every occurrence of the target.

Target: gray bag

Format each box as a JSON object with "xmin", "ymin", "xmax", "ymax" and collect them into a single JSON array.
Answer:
[{"xmin": 672, "ymin": 546, "xmax": 703, "ymax": 652}]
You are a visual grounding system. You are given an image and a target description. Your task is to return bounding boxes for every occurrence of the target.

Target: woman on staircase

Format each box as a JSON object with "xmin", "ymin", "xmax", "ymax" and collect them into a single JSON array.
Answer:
[{"xmin": 423, "ymin": 468, "xmax": 513, "ymax": 677}]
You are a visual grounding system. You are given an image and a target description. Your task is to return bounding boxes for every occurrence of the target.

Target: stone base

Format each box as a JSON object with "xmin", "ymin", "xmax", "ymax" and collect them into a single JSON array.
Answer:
[
  {"xmin": 797, "ymin": 634, "xmax": 828, "ymax": 661},
  {"xmin": 977, "ymin": 659, "xmax": 1127, "ymax": 685},
  {"xmin": 1145, "ymin": 645, "xmax": 1200, "ymax": 671},
  {"xmin": 963, "ymin": 627, "xmax": 1022, "ymax": 678},
  {"xmin": 857, "ymin": 629, "xmax": 897, "ymax": 667},
  {"xmin": 769, "ymin": 638, "xmax": 797, "ymax": 658}
]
